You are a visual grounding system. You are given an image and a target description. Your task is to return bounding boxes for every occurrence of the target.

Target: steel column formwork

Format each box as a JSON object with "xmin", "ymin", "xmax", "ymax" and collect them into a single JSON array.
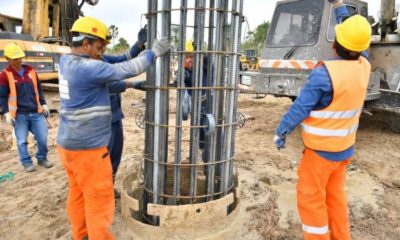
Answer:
[{"xmin": 142, "ymin": 0, "xmax": 243, "ymax": 226}]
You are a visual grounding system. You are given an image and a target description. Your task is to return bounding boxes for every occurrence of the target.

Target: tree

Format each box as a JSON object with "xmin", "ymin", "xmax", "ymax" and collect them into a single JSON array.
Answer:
[
  {"xmin": 108, "ymin": 25, "xmax": 119, "ymax": 47},
  {"xmin": 241, "ymin": 21, "xmax": 270, "ymax": 54},
  {"xmin": 107, "ymin": 37, "xmax": 130, "ymax": 54}
]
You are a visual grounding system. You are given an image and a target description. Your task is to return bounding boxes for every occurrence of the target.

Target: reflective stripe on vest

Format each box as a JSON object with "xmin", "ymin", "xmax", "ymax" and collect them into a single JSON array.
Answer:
[
  {"xmin": 5, "ymin": 69, "xmax": 43, "ymax": 118},
  {"xmin": 301, "ymin": 57, "xmax": 371, "ymax": 152},
  {"xmin": 60, "ymin": 105, "xmax": 111, "ymax": 121},
  {"xmin": 302, "ymin": 224, "xmax": 329, "ymax": 235}
]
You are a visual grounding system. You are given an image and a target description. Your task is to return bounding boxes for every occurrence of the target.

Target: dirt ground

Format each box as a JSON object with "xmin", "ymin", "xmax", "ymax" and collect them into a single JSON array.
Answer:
[{"xmin": 0, "ymin": 78, "xmax": 400, "ymax": 239}]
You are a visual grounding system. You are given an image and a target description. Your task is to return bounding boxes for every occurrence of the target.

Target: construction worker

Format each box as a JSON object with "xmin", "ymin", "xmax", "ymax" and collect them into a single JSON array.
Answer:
[
  {"xmin": 105, "ymin": 26, "xmax": 148, "ymax": 199},
  {"xmin": 274, "ymin": 1, "xmax": 371, "ymax": 239},
  {"xmin": 0, "ymin": 43, "xmax": 52, "ymax": 172},
  {"xmin": 57, "ymin": 16, "xmax": 169, "ymax": 240},
  {"xmin": 181, "ymin": 40, "xmax": 210, "ymax": 159}
]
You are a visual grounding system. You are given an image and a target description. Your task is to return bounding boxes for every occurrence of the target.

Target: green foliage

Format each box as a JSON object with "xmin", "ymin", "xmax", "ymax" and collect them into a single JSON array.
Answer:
[
  {"xmin": 241, "ymin": 21, "xmax": 270, "ymax": 55},
  {"xmin": 108, "ymin": 25, "xmax": 119, "ymax": 47},
  {"xmin": 106, "ymin": 37, "xmax": 130, "ymax": 54}
]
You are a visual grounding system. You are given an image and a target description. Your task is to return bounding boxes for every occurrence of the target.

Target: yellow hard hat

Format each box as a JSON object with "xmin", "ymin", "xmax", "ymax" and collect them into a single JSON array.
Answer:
[
  {"xmin": 335, "ymin": 15, "xmax": 371, "ymax": 52},
  {"xmin": 185, "ymin": 40, "xmax": 194, "ymax": 52},
  {"xmin": 4, "ymin": 43, "xmax": 25, "ymax": 59},
  {"xmin": 70, "ymin": 16, "xmax": 111, "ymax": 43}
]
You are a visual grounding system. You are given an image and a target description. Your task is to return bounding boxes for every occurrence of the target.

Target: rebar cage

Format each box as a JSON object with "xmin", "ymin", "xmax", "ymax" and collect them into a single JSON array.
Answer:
[{"xmin": 142, "ymin": 0, "xmax": 243, "ymax": 225}]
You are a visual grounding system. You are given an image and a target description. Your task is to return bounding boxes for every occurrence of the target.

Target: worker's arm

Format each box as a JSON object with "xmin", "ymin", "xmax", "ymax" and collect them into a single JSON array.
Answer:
[
  {"xmin": 275, "ymin": 66, "xmax": 333, "ymax": 137},
  {"xmin": 0, "ymin": 72, "xmax": 10, "ymax": 113},
  {"xmin": 107, "ymin": 80, "xmax": 146, "ymax": 93},
  {"xmin": 82, "ymin": 38, "xmax": 169, "ymax": 85},
  {"xmin": 333, "ymin": 2, "xmax": 349, "ymax": 24},
  {"xmin": 35, "ymin": 73, "xmax": 47, "ymax": 106},
  {"xmin": 103, "ymin": 42, "xmax": 145, "ymax": 64},
  {"xmin": 103, "ymin": 26, "xmax": 147, "ymax": 64}
]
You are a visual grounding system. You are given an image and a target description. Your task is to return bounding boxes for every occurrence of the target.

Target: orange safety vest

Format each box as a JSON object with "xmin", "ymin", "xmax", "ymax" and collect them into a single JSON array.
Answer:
[
  {"xmin": 301, "ymin": 57, "xmax": 371, "ymax": 152},
  {"xmin": 5, "ymin": 68, "xmax": 43, "ymax": 118}
]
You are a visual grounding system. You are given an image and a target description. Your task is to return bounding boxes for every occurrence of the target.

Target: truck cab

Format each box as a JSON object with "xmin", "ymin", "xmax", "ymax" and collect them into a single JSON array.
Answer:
[{"xmin": 240, "ymin": 0, "xmax": 380, "ymax": 100}]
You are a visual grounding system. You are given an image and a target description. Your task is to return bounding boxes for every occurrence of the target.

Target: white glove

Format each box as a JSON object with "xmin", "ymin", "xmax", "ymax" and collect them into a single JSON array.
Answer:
[
  {"xmin": 151, "ymin": 38, "xmax": 171, "ymax": 57},
  {"xmin": 42, "ymin": 104, "xmax": 50, "ymax": 118},
  {"xmin": 5, "ymin": 112, "xmax": 15, "ymax": 125}
]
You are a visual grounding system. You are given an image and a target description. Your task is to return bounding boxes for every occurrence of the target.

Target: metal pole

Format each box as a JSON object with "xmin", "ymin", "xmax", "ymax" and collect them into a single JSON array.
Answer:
[
  {"xmin": 189, "ymin": 0, "xmax": 206, "ymax": 203},
  {"xmin": 217, "ymin": 0, "xmax": 229, "ymax": 196},
  {"xmin": 173, "ymin": 0, "xmax": 188, "ymax": 205},
  {"xmin": 205, "ymin": 0, "xmax": 216, "ymax": 200}
]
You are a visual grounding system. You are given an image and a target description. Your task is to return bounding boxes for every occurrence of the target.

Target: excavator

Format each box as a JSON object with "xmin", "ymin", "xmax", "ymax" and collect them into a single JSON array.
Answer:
[
  {"xmin": 0, "ymin": 0, "xmax": 99, "ymax": 81},
  {"xmin": 0, "ymin": 0, "xmax": 99, "ymax": 110},
  {"xmin": 240, "ymin": 0, "xmax": 400, "ymax": 133}
]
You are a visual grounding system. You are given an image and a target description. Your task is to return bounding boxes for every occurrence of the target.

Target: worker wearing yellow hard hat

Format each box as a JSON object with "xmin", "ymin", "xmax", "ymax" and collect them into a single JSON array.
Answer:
[
  {"xmin": 70, "ymin": 16, "xmax": 112, "ymax": 43},
  {"xmin": 57, "ymin": 15, "xmax": 170, "ymax": 240},
  {"xmin": 274, "ymin": 0, "xmax": 371, "ymax": 239},
  {"xmin": 4, "ymin": 43, "xmax": 26, "ymax": 59},
  {"xmin": 0, "ymin": 43, "xmax": 52, "ymax": 173},
  {"xmin": 335, "ymin": 14, "xmax": 371, "ymax": 52}
]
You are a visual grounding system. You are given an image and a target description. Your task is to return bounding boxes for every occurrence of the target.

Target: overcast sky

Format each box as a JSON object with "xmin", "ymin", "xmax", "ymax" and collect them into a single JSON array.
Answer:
[{"xmin": 0, "ymin": 0, "xmax": 384, "ymax": 45}]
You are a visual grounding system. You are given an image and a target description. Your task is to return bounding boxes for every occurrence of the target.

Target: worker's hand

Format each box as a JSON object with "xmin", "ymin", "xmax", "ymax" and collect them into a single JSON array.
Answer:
[
  {"xmin": 151, "ymin": 38, "xmax": 171, "ymax": 57},
  {"xmin": 126, "ymin": 80, "xmax": 146, "ymax": 91},
  {"xmin": 328, "ymin": 0, "xmax": 343, "ymax": 8},
  {"xmin": 273, "ymin": 134, "xmax": 286, "ymax": 150},
  {"xmin": 137, "ymin": 25, "xmax": 147, "ymax": 45},
  {"xmin": 5, "ymin": 112, "xmax": 15, "ymax": 126},
  {"xmin": 42, "ymin": 104, "xmax": 50, "ymax": 118}
]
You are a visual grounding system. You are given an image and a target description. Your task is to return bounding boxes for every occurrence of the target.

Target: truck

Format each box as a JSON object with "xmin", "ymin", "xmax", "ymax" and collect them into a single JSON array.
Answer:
[{"xmin": 239, "ymin": 0, "xmax": 400, "ymax": 133}]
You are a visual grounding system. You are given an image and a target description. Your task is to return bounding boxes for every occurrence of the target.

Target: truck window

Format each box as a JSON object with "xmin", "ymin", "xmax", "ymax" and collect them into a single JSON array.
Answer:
[
  {"xmin": 327, "ymin": 5, "xmax": 366, "ymax": 42},
  {"xmin": 266, "ymin": 0, "xmax": 324, "ymax": 47}
]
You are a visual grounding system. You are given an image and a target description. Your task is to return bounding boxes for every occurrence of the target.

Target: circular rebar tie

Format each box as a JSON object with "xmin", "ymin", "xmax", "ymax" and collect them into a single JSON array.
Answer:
[
  {"xmin": 135, "ymin": 111, "xmax": 145, "ymax": 129},
  {"xmin": 236, "ymin": 112, "xmax": 245, "ymax": 129}
]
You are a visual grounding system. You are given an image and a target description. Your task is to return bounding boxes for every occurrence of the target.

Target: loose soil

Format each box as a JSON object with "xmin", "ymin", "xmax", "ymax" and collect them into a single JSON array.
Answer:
[{"xmin": 1, "ymin": 75, "xmax": 399, "ymax": 239}]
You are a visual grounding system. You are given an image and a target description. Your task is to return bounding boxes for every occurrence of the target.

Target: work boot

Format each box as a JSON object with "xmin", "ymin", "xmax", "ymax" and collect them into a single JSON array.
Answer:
[
  {"xmin": 38, "ymin": 159, "xmax": 53, "ymax": 168},
  {"xmin": 23, "ymin": 164, "xmax": 36, "ymax": 172}
]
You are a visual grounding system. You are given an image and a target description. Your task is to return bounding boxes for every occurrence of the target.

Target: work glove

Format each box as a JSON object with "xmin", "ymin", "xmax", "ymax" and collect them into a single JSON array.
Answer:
[
  {"xmin": 5, "ymin": 112, "xmax": 15, "ymax": 126},
  {"xmin": 137, "ymin": 25, "xmax": 148, "ymax": 45},
  {"xmin": 151, "ymin": 38, "xmax": 171, "ymax": 58},
  {"xmin": 42, "ymin": 104, "xmax": 50, "ymax": 118},
  {"xmin": 273, "ymin": 134, "xmax": 286, "ymax": 150},
  {"xmin": 126, "ymin": 80, "xmax": 146, "ymax": 91},
  {"xmin": 328, "ymin": 0, "xmax": 343, "ymax": 8}
]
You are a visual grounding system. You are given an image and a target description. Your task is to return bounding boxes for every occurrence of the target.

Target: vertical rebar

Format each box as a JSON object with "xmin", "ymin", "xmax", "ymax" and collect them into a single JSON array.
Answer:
[
  {"xmin": 223, "ymin": 0, "xmax": 242, "ymax": 195},
  {"xmin": 173, "ymin": 0, "xmax": 188, "ymax": 205},
  {"xmin": 189, "ymin": 0, "xmax": 206, "ymax": 203},
  {"xmin": 217, "ymin": 0, "xmax": 229, "ymax": 196},
  {"xmin": 159, "ymin": 0, "xmax": 171, "ymax": 205},
  {"xmin": 143, "ymin": 0, "xmax": 241, "ymax": 212},
  {"xmin": 228, "ymin": 0, "xmax": 243, "ymax": 191},
  {"xmin": 205, "ymin": 0, "xmax": 216, "ymax": 200},
  {"xmin": 144, "ymin": 0, "xmax": 157, "ymax": 224}
]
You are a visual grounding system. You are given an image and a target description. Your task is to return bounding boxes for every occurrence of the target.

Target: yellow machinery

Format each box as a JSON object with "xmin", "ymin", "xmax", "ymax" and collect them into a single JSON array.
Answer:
[
  {"xmin": 240, "ymin": 49, "xmax": 259, "ymax": 71},
  {"xmin": 0, "ymin": 0, "xmax": 99, "ymax": 81}
]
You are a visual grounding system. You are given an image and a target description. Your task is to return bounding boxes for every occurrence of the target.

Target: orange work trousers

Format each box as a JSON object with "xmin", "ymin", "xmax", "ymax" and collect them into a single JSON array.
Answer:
[
  {"xmin": 297, "ymin": 148, "xmax": 351, "ymax": 240},
  {"xmin": 58, "ymin": 145, "xmax": 115, "ymax": 240}
]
